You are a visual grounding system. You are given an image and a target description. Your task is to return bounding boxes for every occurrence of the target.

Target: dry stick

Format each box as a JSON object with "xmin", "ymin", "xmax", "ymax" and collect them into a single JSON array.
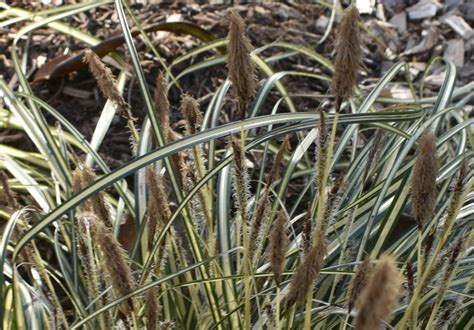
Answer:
[
  {"xmin": 397, "ymin": 159, "xmax": 471, "ymax": 328},
  {"xmin": 410, "ymin": 129, "xmax": 438, "ymax": 327}
]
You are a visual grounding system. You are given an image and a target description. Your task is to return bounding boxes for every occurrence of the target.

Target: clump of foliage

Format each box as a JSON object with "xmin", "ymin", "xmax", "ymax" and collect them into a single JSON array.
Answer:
[{"xmin": 0, "ymin": 1, "xmax": 473, "ymax": 329}]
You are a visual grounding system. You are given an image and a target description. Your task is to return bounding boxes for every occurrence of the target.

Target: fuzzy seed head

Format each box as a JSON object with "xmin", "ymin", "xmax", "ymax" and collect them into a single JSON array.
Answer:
[
  {"xmin": 286, "ymin": 239, "xmax": 326, "ymax": 307},
  {"xmin": 180, "ymin": 95, "xmax": 202, "ymax": 135},
  {"xmin": 154, "ymin": 71, "xmax": 171, "ymax": 143},
  {"xmin": 83, "ymin": 49, "xmax": 129, "ymax": 116},
  {"xmin": 227, "ymin": 10, "xmax": 257, "ymax": 119},
  {"xmin": 268, "ymin": 210, "xmax": 289, "ymax": 287},
  {"xmin": 250, "ymin": 136, "xmax": 290, "ymax": 259},
  {"xmin": 347, "ymin": 256, "xmax": 372, "ymax": 312},
  {"xmin": 230, "ymin": 137, "xmax": 250, "ymax": 223},
  {"xmin": 146, "ymin": 166, "xmax": 171, "ymax": 249},
  {"xmin": 72, "ymin": 164, "xmax": 113, "ymax": 229},
  {"xmin": 93, "ymin": 221, "xmax": 135, "ymax": 314},
  {"xmin": 411, "ymin": 129, "xmax": 438, "ymax": 228},
  {"xmin": 145, "ymin": 287, "xmax": 161, "ymax": 330},
  {"xmin": 355, "ymin": 255, "xmax": 403, "ymax": 330},
  {"xmin": 331, "ymin": 5, "xmax": 362, "ymax": 109}
]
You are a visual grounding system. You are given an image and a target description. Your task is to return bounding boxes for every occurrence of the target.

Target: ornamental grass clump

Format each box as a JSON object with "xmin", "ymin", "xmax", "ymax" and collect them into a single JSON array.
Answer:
[{"xmin": 2, "ymin": 2, "xmax": 474, "ymax": 329}]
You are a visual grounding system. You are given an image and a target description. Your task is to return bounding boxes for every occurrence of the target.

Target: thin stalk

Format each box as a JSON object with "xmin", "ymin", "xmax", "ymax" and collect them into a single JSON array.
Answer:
[
  {"xmin": 425, "ymin": 298, "xmax": 443, "ymax": 329},
  {"xmin": 240, "ymin": 118, "xmax": 251, "ymax": 330},
  {"xmin": 304, "ymin": 111, "xmax": 340, "ymax": 330},
  {"xmin": 412, "ymin": 229, "xmax": 423, "ymax": 328},
  {"xmin": 276, "ymin": 286, "xmax": 281, "ymax": 330}
]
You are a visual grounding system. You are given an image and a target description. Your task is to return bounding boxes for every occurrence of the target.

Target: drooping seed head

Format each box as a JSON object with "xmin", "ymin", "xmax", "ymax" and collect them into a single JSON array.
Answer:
[{"xmin": 83, "ymin": 49, "xmax": 129, "ymax": 116}]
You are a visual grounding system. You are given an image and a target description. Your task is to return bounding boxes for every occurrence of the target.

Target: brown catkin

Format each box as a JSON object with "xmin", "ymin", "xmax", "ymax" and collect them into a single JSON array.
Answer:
[
  {"xmin": 411, "ymin": 129, "xmax": 438, "ymax": 228},
  {"xmin": 302, "ymin": 207, "xmax": 313, "ymax": 253},
  {"xmin": 250, "ymin": 136, "xmax": 290, "ymax": 258},
  {"xmin": 92, "ymin": 219, "xmax": 135, "ymax": 314},
  {"xmin": 442, "ymin": 157, "xmax": 468, "ymax": 235},
  {"xmin": 264, "ymin": 304, "xmax": 276, "ymax": 329},
  {"xmin": 331, "ymin": 5, "xmax": 362, "ymax": 111},
  {"xmin": 355, "ymin": 255, "xmax": 403, "ymax": 330},
  {"xmin": 83, "ymin": 49, "xmax": 129, "ymax": 117},
  {"xmin": 437, "ymin": 232, "xmax": 468, "ymax": 293},
  {"xmin": 347, "ymin": 256, "xmax": 372, "ymax": 312},
  {"xmin": 83, "ymin": 49, "xmax": 138, "ymax": 152},
  {"xmin": 227, "ymin": 10, "xmax": 257, "ymax": 119},
  {"xmin": 146, "ymin": 166, "xmax": 171, "ymax": 248},
  {"xmin": 72, "ymin": 164, "xmax": 113, "ymax": 229},
  {"xmin": 154, "ymin": 71, "xmax": 171, "ymax": 143},
  {"xmin": 286, "ymin": 239, "xmax": 326, "ymax": 307},
  {"xmin": 268, "ymin": 210, "xmax": 289, "ymax": 287},
  {"xmin": 145, "ymin": 286, "xmax": 161, "ymax": 330},
  {"xmin": 180, "ymin": 95, "xmax": 203, "ymax": 135},
  {"xmin": 316, "ymin": 111, "xmax": 327, "ymax": 191},
  {"xmin": 145, "ymin": 165, "xmax": 174, "ymax": 274}
]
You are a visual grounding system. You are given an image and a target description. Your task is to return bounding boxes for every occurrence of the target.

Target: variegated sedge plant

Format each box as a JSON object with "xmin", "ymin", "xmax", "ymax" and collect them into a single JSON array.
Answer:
[{"xmin": 0, "ymin": 1, "xmax": 473, "ymax": 329}]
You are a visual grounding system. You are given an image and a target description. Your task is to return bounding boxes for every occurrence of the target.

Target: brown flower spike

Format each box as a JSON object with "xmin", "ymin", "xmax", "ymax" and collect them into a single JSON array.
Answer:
[
  {"xmin": 285, "ymin": 239, "xmax": 326, "ymax": 307},
  {"xmin": 154, "ymin": 71, "xmax": 172, "ymax": 143},
  {"xmin": 268, "ymin": 210, "xmax": 289, "ymax": 287},
  {"xmin": 355, "ymin": 255, "xmax": 403, "ymax": 330},
  {"xmin": 411, "ymin": 129, "xmax": 438, "ymax": 228},
  {"xmin": 227, "ymin": 10, "xmax": 257, "ymax": 120},
  {"xmin": 83, "ymin": 49, "xmax": 129, "ymax": 116},
  {"xmin": 331, "ymin": 5, "xmax": 362, "ymax": 111},
  {"xmin": 347, "ymin": 256, "xmax": 372, "ymax": 312}
]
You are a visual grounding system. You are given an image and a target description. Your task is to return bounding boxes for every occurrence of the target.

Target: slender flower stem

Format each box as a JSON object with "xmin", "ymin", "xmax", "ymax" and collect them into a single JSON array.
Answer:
[
  {"xmin": 276, "ymin": 286, "xmax": 281, "ymax": 330},
  {"xmin": 304, "ymin": 111, "xmax": 340, "ymax": 330},
  {"xmin": 412, "ymin": 229, "xmax": 423, "ymax": 328}
]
